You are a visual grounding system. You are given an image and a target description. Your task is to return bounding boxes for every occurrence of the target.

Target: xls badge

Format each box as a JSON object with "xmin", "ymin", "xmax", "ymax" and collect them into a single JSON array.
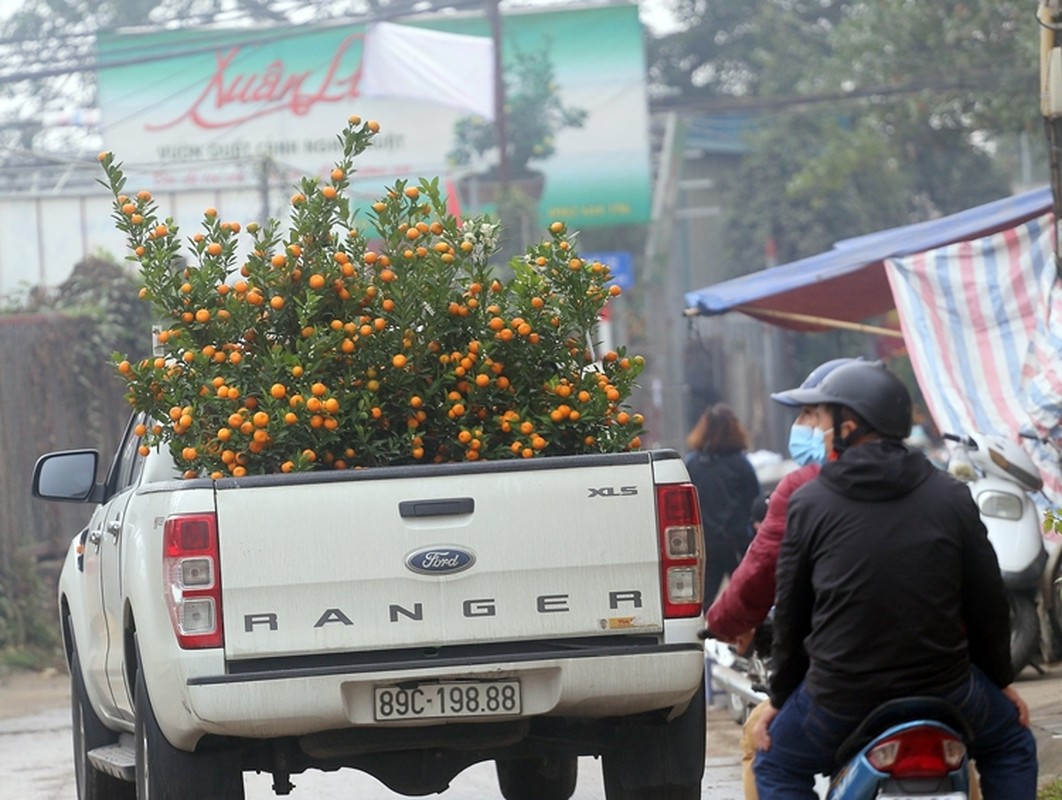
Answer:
[{"xmin": 588, "ymin": 486, "xmax": 638, "ymax": 498}]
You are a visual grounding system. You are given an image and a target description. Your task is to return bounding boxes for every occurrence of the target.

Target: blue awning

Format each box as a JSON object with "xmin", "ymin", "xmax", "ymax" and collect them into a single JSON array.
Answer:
[{"xmin": 683, "ymin": 185, "xmax": 1054, "ymax": 332}]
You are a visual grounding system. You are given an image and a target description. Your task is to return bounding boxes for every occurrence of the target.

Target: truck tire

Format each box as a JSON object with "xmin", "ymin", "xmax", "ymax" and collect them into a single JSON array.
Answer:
[
  {"xmin": 496, "ymin": 756, "xmax": 578, "ymax": 800},
  {"xmin": 601, "ymin": 679, "xmax": 705, "ymax": 800},
  {"xmin": 70, "ymin": 641, "xmax": 135, "ymax": 800},
  {"xmin": 1009, "ymin": 593, "xmax": 1039, "ymax": 676},
  {"xmin": 134, "ymin": 667, "xmax": 245, "ymax": 800}
]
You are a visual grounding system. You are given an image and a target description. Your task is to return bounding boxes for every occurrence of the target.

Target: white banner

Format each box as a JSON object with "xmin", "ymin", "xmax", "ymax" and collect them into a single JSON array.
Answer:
[{"xmin": 361, "ymin": 22, "xmax": 494, "ymax": 119}]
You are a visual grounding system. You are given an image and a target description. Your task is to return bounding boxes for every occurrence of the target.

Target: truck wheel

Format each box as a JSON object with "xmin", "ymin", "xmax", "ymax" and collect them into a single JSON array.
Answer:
[
  {"xmin": 496, "ymin": 756, "xmax": 577, "ymax": 800},
  {"xmin": 1009, "ymin": 593, "xmax": 1039, "ymax": 676},
  {"xmin": 134, "ymin": 667, "xmax": 245, "ymax": 800},
  {"xmin": 70, "ymin": 643, "xmax": 135, "ymax": 800}
]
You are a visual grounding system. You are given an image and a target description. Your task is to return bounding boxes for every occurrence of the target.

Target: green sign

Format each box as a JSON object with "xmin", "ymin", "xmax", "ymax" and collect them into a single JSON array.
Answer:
[{"xmin": 97, "ymin": 4, "xmax": 651, "ymax": 228}]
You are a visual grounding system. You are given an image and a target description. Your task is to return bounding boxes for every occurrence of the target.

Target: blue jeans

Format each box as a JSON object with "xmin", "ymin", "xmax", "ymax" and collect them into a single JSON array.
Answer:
[{"xmin": 754, "ymin": 666, "xmax": 1037, "ymax": 799}]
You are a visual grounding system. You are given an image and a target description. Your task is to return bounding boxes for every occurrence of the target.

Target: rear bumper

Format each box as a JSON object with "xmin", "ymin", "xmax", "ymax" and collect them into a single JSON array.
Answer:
[{"xmin": 181, "ymin": 642, "xmax": 705, "ymax": 744}]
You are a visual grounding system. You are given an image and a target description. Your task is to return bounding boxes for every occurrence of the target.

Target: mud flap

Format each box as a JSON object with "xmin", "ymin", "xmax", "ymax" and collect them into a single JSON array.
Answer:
[{"xmin": 607, "ymin": 679, "xmax": 706, "ymax": 789}]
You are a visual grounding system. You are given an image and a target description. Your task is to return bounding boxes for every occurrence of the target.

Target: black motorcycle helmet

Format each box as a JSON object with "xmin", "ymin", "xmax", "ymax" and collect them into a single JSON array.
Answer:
[
  {"xmin": 770, "ymin": 356, "xmax": 862, "ymax": 407},
  {"xmin": 780, "ymin": 360, "xmax": 912, "ymax": 443}
]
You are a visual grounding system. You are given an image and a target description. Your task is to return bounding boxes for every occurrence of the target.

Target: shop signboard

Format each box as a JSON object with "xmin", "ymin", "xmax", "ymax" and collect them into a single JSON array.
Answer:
[{"xmin": 96, "ymin": 4, "xmax": 651, "ymax": 228}]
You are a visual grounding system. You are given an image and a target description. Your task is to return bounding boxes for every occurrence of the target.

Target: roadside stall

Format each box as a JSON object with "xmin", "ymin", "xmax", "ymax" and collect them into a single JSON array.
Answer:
[
  {"xmin": 687, "ymin": 183, "xmax": 1062, "ymax": 681},
  {"xmin": 683, "ymin": 186, "xmax": 1061, "ymax": 503}
]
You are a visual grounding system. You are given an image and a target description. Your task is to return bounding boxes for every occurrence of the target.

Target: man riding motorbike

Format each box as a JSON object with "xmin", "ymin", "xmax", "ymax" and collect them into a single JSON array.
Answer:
[{"xmin": 752, "ymin": 361, "xmax": 1037, "ymax": 799}]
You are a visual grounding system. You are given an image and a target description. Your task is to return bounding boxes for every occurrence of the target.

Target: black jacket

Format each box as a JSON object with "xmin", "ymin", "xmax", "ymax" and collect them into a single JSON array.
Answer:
[
  {"xmin": 683, "ymin": 449, "xmax": 760, "ymax": 549},
  {"xmin": 770, "ymin": 439, "xmax": 1012, "ymax": 714}
]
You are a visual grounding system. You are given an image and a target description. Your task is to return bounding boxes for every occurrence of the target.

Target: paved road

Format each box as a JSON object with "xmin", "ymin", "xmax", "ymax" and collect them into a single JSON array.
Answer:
[
  {"xmin": 4, "ymin": 663, "xmax": 1060, "ymax": 799},
  {"xmin": 2, "ymin": 707, "xmax": 76, "ymax": 800},
  {"xmin": 0, "ymin": 702, "xmax": 745, "ymax": 799}
]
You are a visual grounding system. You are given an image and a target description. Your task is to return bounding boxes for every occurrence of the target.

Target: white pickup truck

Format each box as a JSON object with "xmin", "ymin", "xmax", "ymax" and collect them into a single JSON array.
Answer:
[{"xmin": 34, "ymin": 413, "xmax": 707, "ymax": 800}]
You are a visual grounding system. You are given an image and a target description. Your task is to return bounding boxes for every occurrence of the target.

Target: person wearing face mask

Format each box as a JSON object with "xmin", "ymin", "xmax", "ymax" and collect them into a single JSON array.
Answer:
[
  {"xmin": 702, "ymin": 357, "xmax": 857, "ymax": 799},
  {"xmin": 705, "ymin": 357, "xmax": 856, "ymax": 646},
  {"xmin": 753, "ymin": 361, "xmax": 1034, "ymax": 799}
]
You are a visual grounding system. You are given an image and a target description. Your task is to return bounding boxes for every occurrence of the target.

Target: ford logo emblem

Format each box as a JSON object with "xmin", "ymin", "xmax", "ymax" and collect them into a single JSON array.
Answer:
[{"xmin": 405, "ymin": 546, "xmax": 476, "ymax": 575}]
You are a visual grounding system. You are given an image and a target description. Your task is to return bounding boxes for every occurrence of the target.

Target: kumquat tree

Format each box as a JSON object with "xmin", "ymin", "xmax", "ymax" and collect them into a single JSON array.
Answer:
[{"xmin": 99, "ymin": 115, "xmax": 645, "ymax": 478}]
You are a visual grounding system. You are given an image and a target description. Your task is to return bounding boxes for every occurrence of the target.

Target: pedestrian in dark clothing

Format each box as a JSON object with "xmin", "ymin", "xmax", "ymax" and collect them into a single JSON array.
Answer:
[
  {"xmin": 684, "ymin": 403, "xmax": 760, "ymax": 607},
  {"xmin": 752, "ymin": 361, "xmax": 1037, "ymax": 799}
]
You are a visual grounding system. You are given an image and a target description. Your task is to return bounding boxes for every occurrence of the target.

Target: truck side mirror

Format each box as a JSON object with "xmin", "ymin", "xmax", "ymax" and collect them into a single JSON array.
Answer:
[{"xmin": 32, "ymin": 450, "xmax": 101, "ymax": 502}]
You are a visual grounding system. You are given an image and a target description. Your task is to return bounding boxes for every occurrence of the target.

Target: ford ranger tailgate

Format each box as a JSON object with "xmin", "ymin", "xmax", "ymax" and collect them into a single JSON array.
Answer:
[{"xmin": 215, "ymin": 454, "xmax": 665, "ymax": 660}]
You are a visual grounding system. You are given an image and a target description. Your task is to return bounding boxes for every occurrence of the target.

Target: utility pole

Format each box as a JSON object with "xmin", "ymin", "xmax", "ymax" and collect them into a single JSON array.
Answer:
[
  {"xmin": 486, "ymin": 0, "xmax": 508, "ymax": 193},
  {"xmin": 258, "ymin": 155, "xmax": 273, "ymax": 226},
  {"xmin": 644, "ymin": 112, "xmax": 687, "ymax": 449},
  {"xmin": 1039, "ymin": 0, "xmax": 1062, "ymax": 275}
]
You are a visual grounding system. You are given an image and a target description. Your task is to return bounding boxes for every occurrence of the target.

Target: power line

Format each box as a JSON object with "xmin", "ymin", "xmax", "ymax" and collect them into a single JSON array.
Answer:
[
  {"xmin": 0, "ymin": 0, "xmax": 488, "ymax": 85},
  {"xmin": 648, "ymin": 69, "xmax": 1038, "ymax": 114},
  {"xmin": 0, "ymin": 0, "xmax": 357, "ymax": 46}
]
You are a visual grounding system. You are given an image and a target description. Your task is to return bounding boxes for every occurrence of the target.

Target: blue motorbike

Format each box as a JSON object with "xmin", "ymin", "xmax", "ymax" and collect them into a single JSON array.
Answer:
[
  {"xmin": 827, "ymin": 696, "xmax": 971, "ymax": 799},
  {"xmin": 705, "ymin": 623, "xmax": 973, "ymax": 798}
]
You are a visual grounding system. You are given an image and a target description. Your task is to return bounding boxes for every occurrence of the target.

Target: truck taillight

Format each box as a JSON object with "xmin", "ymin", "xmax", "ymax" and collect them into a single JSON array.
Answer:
[
  {"xmin": 656, "ymin": 483, "xmax": 704, "ymax": 618},
  {"xmin": 163, "ymin": 513, "xmax": 223, "ymax": 649}
]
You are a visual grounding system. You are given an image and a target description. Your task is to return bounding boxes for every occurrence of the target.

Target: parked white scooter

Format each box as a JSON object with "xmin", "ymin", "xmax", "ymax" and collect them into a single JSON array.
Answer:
[{"xmin": 945, "ymin": 431, "xmax": 1053, "ymax": 674}]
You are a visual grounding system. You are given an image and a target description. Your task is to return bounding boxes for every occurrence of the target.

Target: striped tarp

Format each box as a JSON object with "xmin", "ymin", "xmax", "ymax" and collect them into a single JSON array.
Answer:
[{"xmin": 885, "ymin": 212, "xmax": 1062, "ymax": 505}]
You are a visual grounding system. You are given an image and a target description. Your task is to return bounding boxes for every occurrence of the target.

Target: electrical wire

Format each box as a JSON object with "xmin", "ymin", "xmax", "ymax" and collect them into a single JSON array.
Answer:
[{"xmin": 650, "ymin": 69, "xmax": 1038, "ymax": 115}]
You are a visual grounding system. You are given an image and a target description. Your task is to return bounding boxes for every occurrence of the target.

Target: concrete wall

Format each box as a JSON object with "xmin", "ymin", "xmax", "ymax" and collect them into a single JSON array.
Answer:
[{"xmin": 0, "ymin": 182, "xmax": 266, "ymax": 299}]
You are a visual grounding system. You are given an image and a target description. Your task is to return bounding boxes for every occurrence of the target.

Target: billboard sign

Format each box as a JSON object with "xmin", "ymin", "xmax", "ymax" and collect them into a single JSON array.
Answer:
[{"xmin": 96, "ymin": 4, "xmax": 651, "ymax": 228}]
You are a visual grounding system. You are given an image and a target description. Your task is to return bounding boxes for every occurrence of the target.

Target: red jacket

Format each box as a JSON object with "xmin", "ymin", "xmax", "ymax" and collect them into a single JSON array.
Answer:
[{"xmin": 705, "ymin": 463, "xmax": 821, "ymax": 640}]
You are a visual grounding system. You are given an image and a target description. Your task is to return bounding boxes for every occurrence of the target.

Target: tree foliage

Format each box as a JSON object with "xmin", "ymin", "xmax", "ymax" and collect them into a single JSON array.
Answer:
[
  {"xmin": 715, "ymin": 114, "xmax": 911, "ymax": 275},
  {"xmin": 819, "ymin": 0, "xmax": 1038, "ymax": 137},
  {"xmin": 648, "ymin": 0, "xmax": 849, "ymax": 102},
  {"xmin": 650, "ymin": 0, "xmax": 1041, "ymax": 277},
  {"xmin": 448, "ymin": 44, "xmax": 588, "ymax": 179},
  {"xmin": 100, "ymin": 116, "xmax": 644, "ymax": 476},
  {"xmin": 0, "ymin": 254, "xmax": 148, "ymax": 666}
]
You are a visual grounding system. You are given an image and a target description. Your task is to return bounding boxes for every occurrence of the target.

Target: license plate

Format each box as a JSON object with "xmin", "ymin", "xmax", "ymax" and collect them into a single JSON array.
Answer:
[
  {"xmin": 373, "ymin": 680, "xmax": 521, "ymax": 720},
  {"xmin": 879, "ymin": 793, "xmax": 966, "ymax": 800}
]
